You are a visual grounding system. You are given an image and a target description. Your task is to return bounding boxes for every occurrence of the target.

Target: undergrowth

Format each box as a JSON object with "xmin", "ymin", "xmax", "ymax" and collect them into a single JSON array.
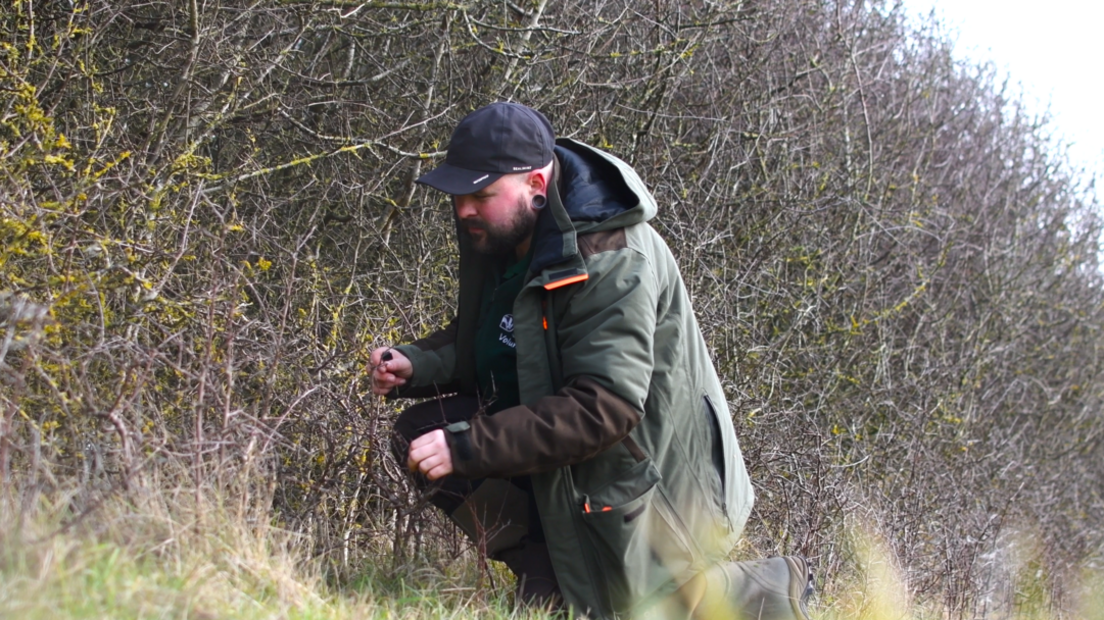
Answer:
[
  {"xmin": 0, "ymin": 474, "xmax": 545, "ymax": 620},
  {"xmin": 2, "ymin": 475, "xmax": 1100, "ymax": 619}
]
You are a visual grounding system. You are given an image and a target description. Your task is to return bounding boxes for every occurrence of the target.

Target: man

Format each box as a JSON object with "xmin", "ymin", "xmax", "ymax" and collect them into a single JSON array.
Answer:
[{"xmin": 370, "ymin": 102, "xmax": 812, "ymax": 619}]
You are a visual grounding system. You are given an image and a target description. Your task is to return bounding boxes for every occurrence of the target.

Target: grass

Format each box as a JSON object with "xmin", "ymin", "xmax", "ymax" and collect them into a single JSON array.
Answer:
[
  {"xmin": 1, "ymin": 476, "xmax": 1099, "ymax": 620},
  {"xmin": 0, "ymin": 476, "xmax": 551, "ymax": 620}
]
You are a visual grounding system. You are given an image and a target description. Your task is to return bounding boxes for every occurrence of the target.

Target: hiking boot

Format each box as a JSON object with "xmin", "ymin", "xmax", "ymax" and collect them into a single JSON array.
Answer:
[
  {"xmin": 784, "ymin": 555, "xmax": 814, "ymax": 620},
  {"xmin": 711, "ymin": 555, "xmax": 814, "ymax": 620}
]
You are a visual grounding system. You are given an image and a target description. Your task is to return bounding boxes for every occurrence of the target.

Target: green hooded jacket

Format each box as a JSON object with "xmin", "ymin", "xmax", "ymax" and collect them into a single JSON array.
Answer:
[{"xmin": 394, "ymin": 138, "xmax": 753, "ymax": 618}]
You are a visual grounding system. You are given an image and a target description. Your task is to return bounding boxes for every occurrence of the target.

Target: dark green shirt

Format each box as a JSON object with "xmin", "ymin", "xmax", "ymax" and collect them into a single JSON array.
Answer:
[{"xmin": 474, "ymin": 252, "xmax": 532, "ymax": 414}]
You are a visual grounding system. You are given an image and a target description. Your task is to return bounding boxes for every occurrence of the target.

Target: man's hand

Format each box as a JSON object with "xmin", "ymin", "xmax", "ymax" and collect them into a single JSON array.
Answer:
[
  {"xmin": 369, "ymin": 347, "xmax": 412, "ymax": 395},
  {"xmin": 408, "ymin": 429, "xmax": 454, "ymax": 480}
]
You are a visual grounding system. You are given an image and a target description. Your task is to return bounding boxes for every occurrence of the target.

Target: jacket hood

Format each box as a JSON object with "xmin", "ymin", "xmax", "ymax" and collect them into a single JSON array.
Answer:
[
  {"xmin": 527, "ymin": 139, "xmax": 658, "ymax": 276},
  {"xmin": 555, "ymin": 139, "xmax": 657, "ymax": 233}
]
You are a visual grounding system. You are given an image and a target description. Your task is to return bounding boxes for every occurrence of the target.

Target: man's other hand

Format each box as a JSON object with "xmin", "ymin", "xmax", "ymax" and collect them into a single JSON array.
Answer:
[
  {"xmin": 408, "ymin": 429, "xmax": 454, "ymax": 480},
  {"xmin": 369, "ymin": 347, "xmax": 412, "ymax": 395}
]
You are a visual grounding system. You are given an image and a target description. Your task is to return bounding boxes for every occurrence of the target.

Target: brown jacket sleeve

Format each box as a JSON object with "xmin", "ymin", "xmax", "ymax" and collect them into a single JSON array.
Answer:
[{"xmin": 448, "ymin": 376, "xmax": 641, "ymax": 479}]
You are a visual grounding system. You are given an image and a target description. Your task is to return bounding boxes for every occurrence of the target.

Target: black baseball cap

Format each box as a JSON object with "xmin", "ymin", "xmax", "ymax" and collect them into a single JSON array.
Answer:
[{"xmin": 416, "ymin": 102, "xmax": 555, "ymax": 195}]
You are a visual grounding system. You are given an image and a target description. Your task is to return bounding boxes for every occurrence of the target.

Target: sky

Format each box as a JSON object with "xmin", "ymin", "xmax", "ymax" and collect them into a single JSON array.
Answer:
[{"xmin": 904, "ymin": 0, "xmax": 1103, "ymax": 181}]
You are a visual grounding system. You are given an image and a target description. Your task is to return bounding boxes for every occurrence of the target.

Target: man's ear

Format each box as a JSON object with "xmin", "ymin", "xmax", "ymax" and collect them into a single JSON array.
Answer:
[{"xmin": 528, "ymin": 168, "xmax": 549, "ymax": 194}]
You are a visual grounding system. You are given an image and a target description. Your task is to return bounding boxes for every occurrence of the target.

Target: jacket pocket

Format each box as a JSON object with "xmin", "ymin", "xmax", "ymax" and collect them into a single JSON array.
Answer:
[
  {"xmin": 578, "ymin": 458, "xmax": 695, "ymax": 616},
  {"xmin": 703, "ymin": 394, "xmax": 731, "ymax": 528}
]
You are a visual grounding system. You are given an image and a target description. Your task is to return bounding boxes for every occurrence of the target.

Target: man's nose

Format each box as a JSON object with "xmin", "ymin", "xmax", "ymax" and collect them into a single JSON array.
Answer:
[{"xmin": 454, "ymin": 196, "xmax": 476, "ymax": 219}]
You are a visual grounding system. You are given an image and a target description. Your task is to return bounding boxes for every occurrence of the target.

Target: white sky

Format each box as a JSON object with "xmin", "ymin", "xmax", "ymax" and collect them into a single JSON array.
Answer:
[{"xmin": 904, "ymin": 0, "xmax": 1103, "ymax": 182}]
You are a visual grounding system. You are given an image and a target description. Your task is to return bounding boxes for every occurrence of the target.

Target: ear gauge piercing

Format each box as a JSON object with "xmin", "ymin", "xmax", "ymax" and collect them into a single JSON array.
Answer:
[{"xmin": 532, "ymin": 195, "xmax": 547, "ymax": 210}]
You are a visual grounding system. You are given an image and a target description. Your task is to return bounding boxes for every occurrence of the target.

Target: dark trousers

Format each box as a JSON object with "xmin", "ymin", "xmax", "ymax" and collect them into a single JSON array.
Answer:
[{"xmin": 391, "ymin": 395, "xmax": 560, "ymax": 607}]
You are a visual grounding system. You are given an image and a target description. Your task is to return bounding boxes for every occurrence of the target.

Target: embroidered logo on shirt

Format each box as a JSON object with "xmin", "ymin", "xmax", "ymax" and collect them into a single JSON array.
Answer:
[{"xmin": 498, "ymin": 314, "xmax": 516, "ymax": 348}]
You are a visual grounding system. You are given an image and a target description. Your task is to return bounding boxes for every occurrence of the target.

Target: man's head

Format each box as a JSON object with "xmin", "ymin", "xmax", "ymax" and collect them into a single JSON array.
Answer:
[
  {"xmin": 418, "ymin": 102, "xmax": 555, "ymax": 194},
  {"xmin": 417, "ymin": 103, "xmax": 556, "ymax": 257}
]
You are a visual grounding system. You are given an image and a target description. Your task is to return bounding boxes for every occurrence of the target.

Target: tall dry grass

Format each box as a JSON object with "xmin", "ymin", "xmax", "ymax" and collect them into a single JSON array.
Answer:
[
  {"xmin": 0, "ymin": 466, "xmax": 545, "ymax": 620},
  {"xmin": 4, "ymin": 473, "xmax": 1099, "ymax": 619}
]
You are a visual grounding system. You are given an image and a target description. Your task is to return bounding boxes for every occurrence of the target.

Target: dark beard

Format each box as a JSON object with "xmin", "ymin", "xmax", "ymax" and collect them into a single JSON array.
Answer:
[{"xmin": 463, "ymin": 196, "xmax": 538, "ymax": 256}]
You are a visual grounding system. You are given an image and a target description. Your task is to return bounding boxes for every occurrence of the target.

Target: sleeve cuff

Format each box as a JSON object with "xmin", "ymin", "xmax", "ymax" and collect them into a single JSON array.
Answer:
[{"xmin": 444, "ymin": 420, "xmax": 475, "ymax": 464}]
